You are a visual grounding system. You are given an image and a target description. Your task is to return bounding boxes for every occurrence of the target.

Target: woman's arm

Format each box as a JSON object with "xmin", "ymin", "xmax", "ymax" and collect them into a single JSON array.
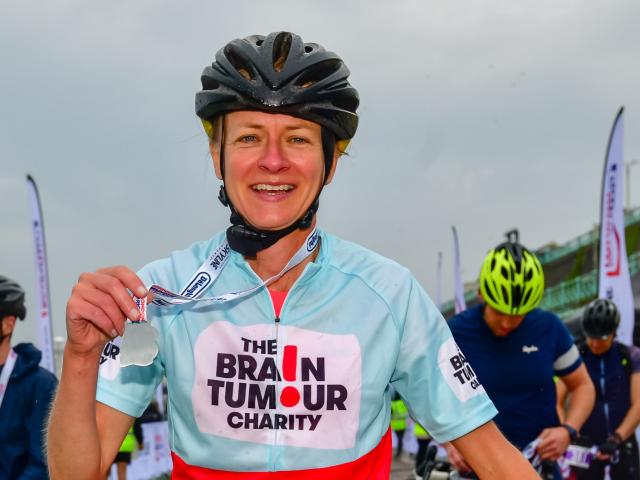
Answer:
[
  {"xmin": 614, "ymin": 372, "xmax": 640, "ymax": 440},
  {"xmin": 48, "ymin": 348, "xmax": 135, "ymax": 479},
  {"xmin": 451, "ymin": 421, "xmax": 539, "ymax": 479},
  {"xmin": 47, "ymin": 266, "xmax": 147, "ymax": 479}
]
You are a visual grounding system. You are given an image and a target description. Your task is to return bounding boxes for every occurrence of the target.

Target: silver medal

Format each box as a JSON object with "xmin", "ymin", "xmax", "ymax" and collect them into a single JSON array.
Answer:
[
  {"xmin": 120, "ymin": 321, "xmax": 159, "ymax": 367},
  {"xmin": 119, "ymin": 296, "xmax": 158, "ymax": 367}
]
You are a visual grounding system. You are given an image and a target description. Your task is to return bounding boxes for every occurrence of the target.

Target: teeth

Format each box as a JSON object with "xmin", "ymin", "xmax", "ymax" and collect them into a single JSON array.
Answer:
[{"xmin": 252, "ymin": 184, "xmax": 293, "ymax": 191}]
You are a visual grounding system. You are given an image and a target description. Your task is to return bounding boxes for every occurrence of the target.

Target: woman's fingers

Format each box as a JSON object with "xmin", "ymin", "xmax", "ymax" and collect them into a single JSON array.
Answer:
[
  {"xmin": 67, "ymin": 295, "xmax": 120, "ymax": 339},
  {"xmin": 99, "ymin": 266, "xmax": 148, "ymax": 298},
  {"xmin": 72, "ymin": 282, "xmax": 127, "ymax": 336},
  {"xmin": 67, "ymin": 267, "xmax": 148, "ymax": 347},
  {"xmin": 82, "ymin": 267, "xmax": 146, "ymax": 321}
]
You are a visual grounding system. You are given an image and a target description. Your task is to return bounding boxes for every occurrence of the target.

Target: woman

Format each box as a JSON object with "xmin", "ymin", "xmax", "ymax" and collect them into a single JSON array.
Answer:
[{"xmin": 48, "ymin": 32, "xmax": 538, "ymax": 479}]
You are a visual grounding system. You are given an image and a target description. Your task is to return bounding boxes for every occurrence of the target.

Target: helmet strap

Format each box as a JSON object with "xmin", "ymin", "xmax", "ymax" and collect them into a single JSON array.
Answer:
[{"xmin": 216, "ymin": 122, "xmax": 335, "ymax": 258}]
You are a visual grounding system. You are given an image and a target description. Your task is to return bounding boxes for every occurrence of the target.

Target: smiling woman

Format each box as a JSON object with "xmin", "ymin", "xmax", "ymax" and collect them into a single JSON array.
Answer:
[
  {"xmin": 47, "ymin": 31, "xmax": 539, "ymax": 480},
  {"xmin": 212, "ymin": 112, "xmax": 329, "ymax": 236}
]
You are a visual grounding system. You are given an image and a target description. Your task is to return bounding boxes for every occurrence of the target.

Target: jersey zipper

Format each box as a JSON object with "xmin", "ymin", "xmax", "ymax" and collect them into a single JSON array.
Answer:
[
  {"xmin": 600, "ymin": 357, "xmax": 612, "ymax": 435},
  {"xmin": 273, "ymin": 313, "xmax": 281, "ymax": 471},
  {"xmin": 264, "ymin": 255, "xmax": 316, "ymax": 470}
]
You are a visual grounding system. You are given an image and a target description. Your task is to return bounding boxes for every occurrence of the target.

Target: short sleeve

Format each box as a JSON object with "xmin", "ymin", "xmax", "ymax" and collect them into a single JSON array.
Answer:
[
  {"xmin": 96, "ymin": 266, "xmax": 166, "ymax": 417},
  {"xmin": 629, "ymin": 345, "xmax": 640, "ymax": 373},
  {"xmin": 552, "ymin": 317, "xmax": 582, "ymax": 377},
  {"xmin": 390, "ymin": 277, "xmax": 497, "ymax": 442}
]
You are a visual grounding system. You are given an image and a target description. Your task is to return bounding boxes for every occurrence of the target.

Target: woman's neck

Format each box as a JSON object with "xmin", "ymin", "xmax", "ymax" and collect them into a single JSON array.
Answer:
[
  {"xmin": 246, "ymin": 219, "xmax": 318, "ymax": 291},
  {"xmin": 0, "ymin": 336, "xmax": 11, "ymax": 365}
]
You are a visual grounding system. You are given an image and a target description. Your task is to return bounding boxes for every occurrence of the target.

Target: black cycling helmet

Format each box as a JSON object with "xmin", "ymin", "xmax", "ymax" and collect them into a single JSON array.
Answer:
[
  {"xmin": 0, "ymin": 275, "xmax": 26, "ymax": 320},
  {"xmin": 195, "ymin": 32, "xmax": 360, "ymax": 257},
  {"xmin": 195, "ymin": 31, "xmax": 359, "ymax": 141},
  {"xmin": 582, "ymin": 298, "xmax": 620, "ymax": 339}
]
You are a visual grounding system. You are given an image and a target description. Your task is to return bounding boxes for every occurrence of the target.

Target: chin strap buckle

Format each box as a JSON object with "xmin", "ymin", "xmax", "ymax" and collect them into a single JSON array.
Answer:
[{"xmin": 229, "ymin": 225, "xmax": 267, "ymax": 240}]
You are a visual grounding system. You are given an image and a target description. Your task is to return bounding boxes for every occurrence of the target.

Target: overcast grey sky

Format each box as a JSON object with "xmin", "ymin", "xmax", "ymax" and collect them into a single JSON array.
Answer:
[{"xmin": 2, "ymin": 0, "xmax": 640, "ymax": 345}]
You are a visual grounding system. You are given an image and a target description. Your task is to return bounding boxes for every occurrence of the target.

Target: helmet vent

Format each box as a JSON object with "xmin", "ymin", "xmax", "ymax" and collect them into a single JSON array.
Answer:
[
  {"xmin": 483, "ymin": 279, "xmax": 497, "ymax": 304},
  {"xmin": 272, "ymin": 32, "xmax": 293, "ymax": 73},
  {"xmin": 256, "ymin": 39, "xmax": 264, "ymax": 46},
  {"xmin": 295, "ymin": 59, "xmax": 342, "ymax": 89},
  {"xmin": 500, "ymin": 266, "xmax": 509, "ymax": 281},
  {"xmin": 522, "ymin": 288, "xmax": 532, "ymax": 306},
  {"xmin": 304, "ymin": 45, "xmax": 314, "ymax": 53},
  {"xmin": 512, "ymin": 285, "xmax": 522, "ymax": 307},
  {"xmin": 524, "ymin": 268, "xmax": 533, "ymax": 281},
  {"xmin": 500, "ymin": 285, "xmax": 509, "ymax": 305},
  {"xmin": 224, "ymin": 46, "xmax": 257, "ymax": 82},
  {"xmin": 514, "ymin": 259, "xmax": 522, "ymax": 274}
]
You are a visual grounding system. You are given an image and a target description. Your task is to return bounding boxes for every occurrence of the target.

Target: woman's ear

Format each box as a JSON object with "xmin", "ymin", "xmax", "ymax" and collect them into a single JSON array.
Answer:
[
  {"xmin": 210, "ymin": 142, "xmax": 223, "ymax": 180},
  {"xmin": 324, "ymin": 145, "xmax": 342, "ymax": 185}
]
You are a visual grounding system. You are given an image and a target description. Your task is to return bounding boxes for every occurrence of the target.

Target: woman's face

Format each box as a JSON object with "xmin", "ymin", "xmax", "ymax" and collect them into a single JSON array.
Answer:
[
  {"xmin": 586, "ymin": 335, "xmax": 614, "ymax": 355},
  {"xmin": 212, "ymin": 111, "xmax": 335, "ymax": 231}
]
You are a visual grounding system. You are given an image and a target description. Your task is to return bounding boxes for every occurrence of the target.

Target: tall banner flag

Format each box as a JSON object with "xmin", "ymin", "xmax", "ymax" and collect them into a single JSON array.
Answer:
[
  {"xmin": 598, "ymin": 107, "xmax": 634, "ymax": 345},
  {"xmin": 435, "ymin": 251, "xmax": 443, "ymax": 310},
  {"xmin": 26, "ymin": 175, "xmax": 55, "ymax": 372},
  {"xmin": 452, "ymin": 226, "xmax": 466, "ymax": 314}
]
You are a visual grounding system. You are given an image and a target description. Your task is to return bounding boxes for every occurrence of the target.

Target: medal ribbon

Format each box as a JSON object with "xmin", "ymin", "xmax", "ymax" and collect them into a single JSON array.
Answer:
[{"xmin": 148, "ymin": 228, "xmax": 319, "ymax": 307}]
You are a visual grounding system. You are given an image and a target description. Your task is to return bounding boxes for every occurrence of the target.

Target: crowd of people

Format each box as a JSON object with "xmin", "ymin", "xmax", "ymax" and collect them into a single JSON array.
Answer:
[{"xmin": 2, "ymin": 30, "xmax": 640, "ymax": 480}]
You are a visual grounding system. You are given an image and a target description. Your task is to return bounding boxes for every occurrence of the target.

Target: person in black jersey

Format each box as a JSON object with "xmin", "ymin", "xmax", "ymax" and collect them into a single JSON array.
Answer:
[{"xmin": 570, "ymin": 299, "xmax": 640, "ymax": 479}]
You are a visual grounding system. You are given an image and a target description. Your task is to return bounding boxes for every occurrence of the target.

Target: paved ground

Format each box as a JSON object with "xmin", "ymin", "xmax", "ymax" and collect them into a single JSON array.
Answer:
[{"xmin": 390, "ymin": 454, "xmax": 416, "ymax": 480}]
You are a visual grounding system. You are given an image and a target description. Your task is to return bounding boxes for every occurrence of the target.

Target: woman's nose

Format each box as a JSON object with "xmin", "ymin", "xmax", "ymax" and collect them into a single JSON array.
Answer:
[{"xmin": 258, "ymin": 138, "xmax": 289, "ymax": 172}]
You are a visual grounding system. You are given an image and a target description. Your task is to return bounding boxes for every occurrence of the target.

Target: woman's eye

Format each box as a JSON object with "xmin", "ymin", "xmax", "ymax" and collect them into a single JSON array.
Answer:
[
  {"xmin": 239, "ymin": 135, "xmax": 258, "ymax": 143},
  {"xmin": 290, "ymin": 136, "xmax": 308, "ymax": 144}
]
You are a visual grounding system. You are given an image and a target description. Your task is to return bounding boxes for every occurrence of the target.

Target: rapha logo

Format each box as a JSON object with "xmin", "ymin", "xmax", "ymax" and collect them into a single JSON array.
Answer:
[
  {"xmin": 192, "ymin": 322, "xmax": 361, "ymax": 449},
  {"xmin": 522, "ymin": 345, "xmax": 539, "ymax": 354}
]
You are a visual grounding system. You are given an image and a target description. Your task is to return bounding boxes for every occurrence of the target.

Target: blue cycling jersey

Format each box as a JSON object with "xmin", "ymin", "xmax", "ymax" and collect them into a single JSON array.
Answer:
[
  {"xmin": 448, "ymin": 305, "xmax": 581, "ymax": 450},
  {"xmin": 96, "ymin": 230, "xmax": 497, "ymax": 475}
]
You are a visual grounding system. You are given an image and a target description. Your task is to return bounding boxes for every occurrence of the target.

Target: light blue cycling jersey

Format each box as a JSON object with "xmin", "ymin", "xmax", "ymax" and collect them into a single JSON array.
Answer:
[{"xmin": 97, "ymin": 230, "xmax": 497, "ymax": 472}]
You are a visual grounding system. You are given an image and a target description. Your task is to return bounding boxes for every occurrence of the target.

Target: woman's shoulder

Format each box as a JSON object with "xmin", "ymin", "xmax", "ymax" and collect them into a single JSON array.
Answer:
[
  {"xmin": 319, "ymin": 232, "xmax": 421, "ymax": 307},
  {"xmin": 322, "ymin": 231, "xmax": 412, "ymax": 279}
]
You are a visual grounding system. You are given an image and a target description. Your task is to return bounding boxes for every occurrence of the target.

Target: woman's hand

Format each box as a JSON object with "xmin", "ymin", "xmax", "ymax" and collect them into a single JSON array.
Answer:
[{"xmin": 65, "ymin": 266, "xmax": 147, "ymax": 358}]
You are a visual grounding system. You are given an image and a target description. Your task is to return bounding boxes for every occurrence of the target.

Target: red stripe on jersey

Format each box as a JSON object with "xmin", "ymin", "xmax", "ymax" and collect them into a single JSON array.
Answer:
[
  {"xmin": 171, "ymin": 427, "xmax": 392, "ymax": 479},
  {"xmin": 269, "ymin": 290, "xmax": 288, "ymax": 318}
]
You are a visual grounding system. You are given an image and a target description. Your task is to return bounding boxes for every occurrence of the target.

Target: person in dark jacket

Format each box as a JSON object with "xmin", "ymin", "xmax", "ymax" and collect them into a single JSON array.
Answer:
[{"xmin": 0, "ymin": 275, "xmax": 58, "ymax": 480}]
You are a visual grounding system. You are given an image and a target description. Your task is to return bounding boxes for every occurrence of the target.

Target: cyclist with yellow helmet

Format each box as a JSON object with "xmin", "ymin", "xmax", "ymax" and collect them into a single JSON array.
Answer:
[{"xmin": 445, "ymin": 240, "xmax": 595, "ymax": 479}]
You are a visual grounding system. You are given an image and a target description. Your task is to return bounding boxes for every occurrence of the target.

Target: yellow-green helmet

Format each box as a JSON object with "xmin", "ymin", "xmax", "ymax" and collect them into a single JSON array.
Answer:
[{"xmin": 479, "ymin": 242, "xmax": 544, "ymax": 316}]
